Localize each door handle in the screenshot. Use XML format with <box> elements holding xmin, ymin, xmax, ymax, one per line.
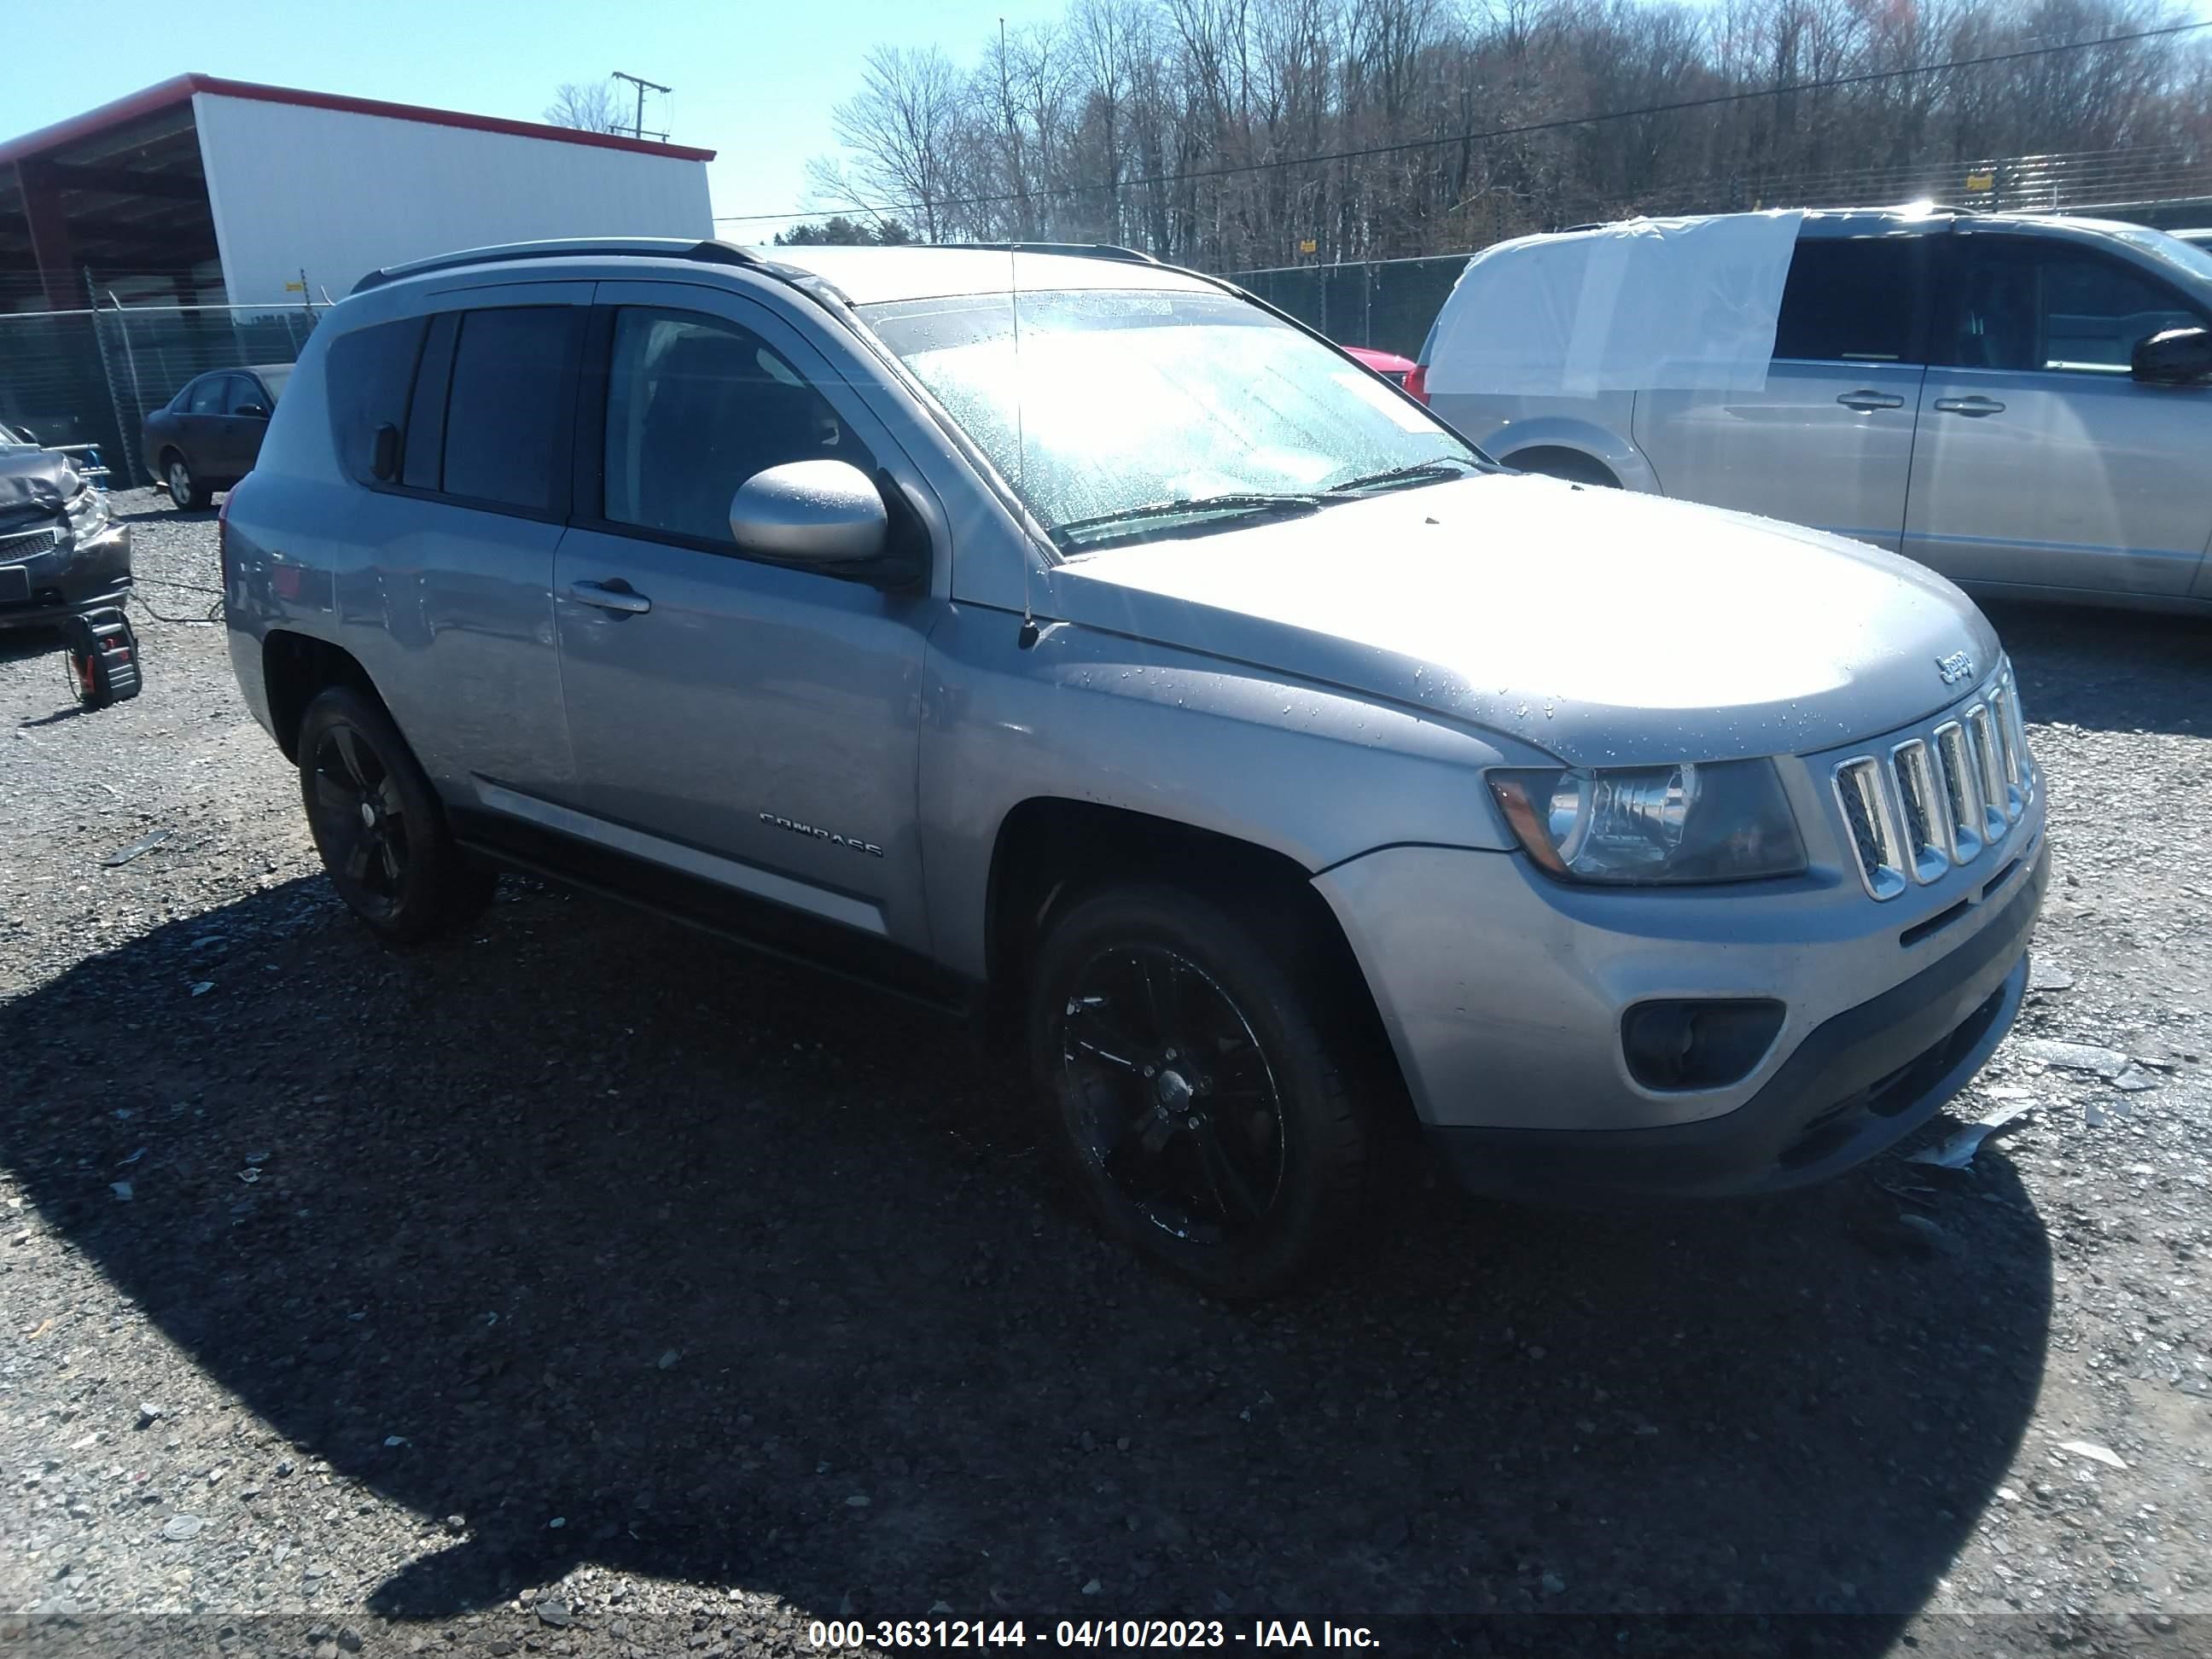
<box><xmin>1933</xmin><ymin>395</ymin><xmax>2006</xmax><ymax>416</ymax></box>
<box><xmin>565</xmin><ymin>579</ymin><xmax>651</xmax><ymax>615</ymax></box>
<box><xmin>1836</xmin><ymin>390</ymin><xmax>1905</xmax><ymax>411</ymax></box>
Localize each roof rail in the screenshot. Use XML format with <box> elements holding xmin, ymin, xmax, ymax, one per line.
<box><xmin>350</xmin><ymin>238</ymin><xmax>762</xmax><ymax>296</ymax></box>
<box><xmin>959</xmin><ymin>241</ymin><xmax>1161</xmax><ymax>265</ymax></box>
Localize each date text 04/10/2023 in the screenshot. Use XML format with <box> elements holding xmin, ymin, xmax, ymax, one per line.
<box><xmin>806</xmin><ymin>1619</ymin><xmax>1382</xmax><ymax>1650</ymax></box>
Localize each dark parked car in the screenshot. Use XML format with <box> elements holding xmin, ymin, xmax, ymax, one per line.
<box><xmin>141</xmin><ymin>364</ymin><xmax>291</xmax><ymax>509</ymax></box>
<box><xmin>0</xmin><ymin>422</ymin><xmax>132</xmax><ymax>632</ymax></box>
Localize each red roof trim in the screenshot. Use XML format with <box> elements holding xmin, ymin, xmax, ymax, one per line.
<box><xmin>0</xmin><ymin>73</ymin><xmax>716</xmax><ymax>172</ymax></box>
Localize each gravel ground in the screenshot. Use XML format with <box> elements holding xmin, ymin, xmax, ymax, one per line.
<box><xmin>3</xmin><ymin>491</ymin><xmax>2209</xmax><ymax>1658</ymax></box>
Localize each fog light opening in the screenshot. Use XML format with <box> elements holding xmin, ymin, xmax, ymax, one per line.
<box><xmin>1622</xmin><ymin>998</ymin><xmax>1784</xmax><ymax>1091</ymax></box>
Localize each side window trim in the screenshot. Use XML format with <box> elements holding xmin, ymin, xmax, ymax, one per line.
<box><xmin>572</xmin><ymin>305</ymin><xmax>617</xmax><ymax>527</ymax></box>
<box><xmin>1769</xmin><ymin>229</ymin><xmax>1929</xmax><ymax>364</ymax></box>
<box><xmin>400</xmin><ymin>312</ymin><xmax>457</xmax><ymax>492</ymax></box>
<box><xmin>574</xmin><ymin>278</ymin><xmax>948</xmax><ymax>595</ymax></box>
<box><xmin>434</xmin><ymin>307</ymin><xmax>587</xmax><ymax>520</ymax></box>
<box><xmin>1771</xmin><ymin>231</ymin><xmax>1931</xmax><ymax>368</ymax></box>
<box><xmin>364</xmin><ymin>282</ymin><xmax>594</xmax><ymax>522</ymax></box>
<box><xmin>573</xmin><ymin>299</ymin><xmax>890</xmax><ymax>568</ymax></box>
<box><xmin>1938</xmin><ymin>232</ymin><xmax>2210</xmax><ymax>375</ymax></box>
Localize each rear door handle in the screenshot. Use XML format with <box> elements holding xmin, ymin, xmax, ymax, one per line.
<box><xmin>1933</xmin><ymin>395</ymin><xmax>2006</xmax><ymax>416</ymax></box>
<box><xmin>565</xmin><ymin>579</ymin><xmax>651</xmax><ymax>615</ymax></box>
<box><xmin>1836</xmin><ymin>390</ymin><xmax>1905</xmax><ymax>411</ymax></box>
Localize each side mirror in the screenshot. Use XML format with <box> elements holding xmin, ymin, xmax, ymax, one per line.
<box><xmin>235</xmin><ymin>403</ymin><xmax>270</xmax><ymax>419</ymax></box>
<box><xmin>730</xmin><ymin>459</ymin><xmax>889</xmax><ymax>568</ymax></box>
<box><xmin>2132</xmin><ymin>326</ymin><xmax>2212</xmax><ymax>387</ymax></box>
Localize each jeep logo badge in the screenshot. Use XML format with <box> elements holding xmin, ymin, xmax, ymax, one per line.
<box><xmin>1936</xmin><ymin>650</ymin><xmax>1975</xmax><ymax>686</ymax></box>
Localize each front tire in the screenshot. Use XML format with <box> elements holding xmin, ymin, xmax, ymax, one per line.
<box><xmin>296</xmin><ymin>685</ymin><xmax>493</xmax><ymax>943</ymax></box>
<box><xmin>165</xmin><ymin>455</ymin><xmax>209</xmax><ymax>510</ymax></box>
<box><xmin>1028</xmin><ymin>884</ymin><xmax>1373</xmax><ymax>1298</ymax></box>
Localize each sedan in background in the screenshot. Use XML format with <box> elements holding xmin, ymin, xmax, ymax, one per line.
<box><xmin>141</xmin><ymin>364</ymin><xmax>292</xmax><ymax>509</ymax></box>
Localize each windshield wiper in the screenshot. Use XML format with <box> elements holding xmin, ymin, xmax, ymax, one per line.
<box><xmin>1325</xmin><ymin>457</ymin><xmax>1481</xmax><ymax>496</ymax></box>
<box><xmin>1053</xmin><ymin>492</ymin><xmax>1326</xmax><ymax>548</ymax></box>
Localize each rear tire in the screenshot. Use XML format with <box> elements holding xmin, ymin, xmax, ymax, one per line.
<box><xmin>1028</xmin><ymin>883</ymin><xmax>1372</xmax><ymax>1298</ymax></box>
<box><xmin>296</xmin><ymin>685</ymin><xmax>493</xmax><ymax>944</ymax></box>
<box><xmin>164</xmin><ymin>454</ymin><xmax>209</xmax><ymax>511</ymax></box>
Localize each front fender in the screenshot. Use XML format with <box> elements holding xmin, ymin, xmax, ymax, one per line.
<box><xmin>918</xmin><ymin>603</ymin><xmax>1542</xmax><ymax>981</ymax></box>
<box><xmin>1485</xmin><ymin>413</ymin><xmax>1662</xmax><ymax>493</ymax></box>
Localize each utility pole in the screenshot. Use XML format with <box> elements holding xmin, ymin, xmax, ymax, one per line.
<box><xmin>610</xmin><ymin>72</ymin><xmax>671</xmax><ymax>143</ymax></box>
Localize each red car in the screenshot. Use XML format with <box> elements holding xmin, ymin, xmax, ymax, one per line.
<box><xmin>1342</xmin><ymin>345</ymin><xmax>1425</xmax><ymax>401</ymax></box>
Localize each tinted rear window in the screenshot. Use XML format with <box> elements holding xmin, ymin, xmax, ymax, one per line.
<box><xmin>1773</xmin><ymin>237</ymin><xmax>1919</xmax><ymax>364</ymax></box>
<box><xmin>323</xmin><ymin>318</ymin><xmax>427</xmax><ymax>485</ymax></box>
<box><xmin>439</xmin><ymin>308</ymin><xmax>582</xmax><ymax>511</ymax></box>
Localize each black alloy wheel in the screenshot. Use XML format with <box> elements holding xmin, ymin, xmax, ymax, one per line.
<box><xmin>294</xmin><ymin>684</ymin><xmax>492</xmax><ymax>942</ymax></box>
<box><xmin>1031</xmin><ymin>884</ymin><xmax>1372</xmax><ymax>1297</ymax></box>
<box><xmin>307</xmin><ymin>722</ymin><xmax>410</xmax><ymax>919</ymax></box>
<box><xmin>1060</xmin><ymin>943</ymin><xmax>1289</xmax><ymax>1247</ymax></box>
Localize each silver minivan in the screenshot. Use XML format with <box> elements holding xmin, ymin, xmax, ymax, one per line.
<box><xmin>1417</xmin><ymin>208</ymin><xmax>2212</xmax><ymax>609</ymax></box>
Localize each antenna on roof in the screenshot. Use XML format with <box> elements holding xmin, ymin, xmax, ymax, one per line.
<box><xmin>1011</xmin><ymin>244</ymin><xmax>1039</xmax><ymax>649</ymax></box>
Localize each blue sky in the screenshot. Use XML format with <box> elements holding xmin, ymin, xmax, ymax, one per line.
<box><xmin>8</xmin><ymin>0</ymin><xmax>1072</xmax><ymax>242</ymax></box>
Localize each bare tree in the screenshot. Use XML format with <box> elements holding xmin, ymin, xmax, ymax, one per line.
<box><xmin>803</xmin><ymin>0</ymin><xmax>2212</xmax><ymax>271</ymax></box>
<box><xmin>831</xmin><ymin>46</ymin><xmax>963</xmax><ymax>242</ymax></box>
<box><xmin>544</xmin><ymin>79</ymin><xmax>626</xmax><ymax>135</ymax></box>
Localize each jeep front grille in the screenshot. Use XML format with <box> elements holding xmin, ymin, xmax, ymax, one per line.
<box><xmin>1831</xmin><ymin>664</ymin><xmax>2032</xmax><ymax>902</ymax></box>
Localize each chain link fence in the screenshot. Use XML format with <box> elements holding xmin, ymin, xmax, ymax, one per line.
<box><xmin>1223</xmin><ymin>254</ymin><xmax>1468</xmax><ymax>358</ymax></box>
<box><xmin>0</xmin><ymin>300</ymin><xmax>329</xmax><ymax>487</ymax></box>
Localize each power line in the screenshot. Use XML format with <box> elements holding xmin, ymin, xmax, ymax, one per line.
<box><xmin>714</xmin><ymin>17</ymin><xmax>2212</xmax><ymax>226</ymax></box>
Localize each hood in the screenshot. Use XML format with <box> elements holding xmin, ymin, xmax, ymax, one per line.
<box><xmin>1049</xmin><ymin>472</ymin><xmax>2001</xmax><ymax>767</ymax></box>
<box><xmin>0</xmin><ymin>448</ymin><xmax>79</xmax><ymax>523</ymax></box>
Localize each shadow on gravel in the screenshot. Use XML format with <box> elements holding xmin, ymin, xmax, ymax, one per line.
<box><xmin>0</xmin><ymin>627</ymin><xmax>64</xmax><ymax>666</ymax></box>
<box><xmin>1988</xmin><ymin>600</ymin><xmax>2211</xmax><ymax>739</ymax></box>
<box><xmin>5</xmin><ymin>878</ymin><xmax>2052</xmax><ymax>1644</ymax></box>
<box><xmin>109</xmin><ymin>497</ymin><xmax>215</xmax><ymax>525</ymax></box>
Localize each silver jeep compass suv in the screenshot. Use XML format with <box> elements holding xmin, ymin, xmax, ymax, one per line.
<box><xmin>220</xmin><ymin>239</ymin><xmax>2047</xmax><ymax>1295</ymax></box>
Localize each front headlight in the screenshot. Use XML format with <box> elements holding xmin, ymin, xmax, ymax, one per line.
<box><xmin>1489</xmin><ymin>759</ymin><xmax>1806</xmax><ymax>884</ymax></box>
<box><xmin>66</xmin><ymin>486</ymin><xmax>108</xmax><ymax>537</ymax></box>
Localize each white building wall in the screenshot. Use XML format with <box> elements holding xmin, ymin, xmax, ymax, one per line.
<box><xmin>191</xmin><ymin>92</ymin><xmax>714</xmax><ymax>305</ymax></box>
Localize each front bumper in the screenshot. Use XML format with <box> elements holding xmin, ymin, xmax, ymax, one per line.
<box><xmin>1315</xmin><ymin>760</ymin><xmax>2046</xmax><ymax>1197</ymax></box>
<box><xmin>0</xmin><ymin>521</ymin><xmax>132</xmax><ymax>631</ymax></box>
<box><xmin>1429</xmin><ymin>844</ymin><xmax>2044</xmax><ymax>1199</ymax></box>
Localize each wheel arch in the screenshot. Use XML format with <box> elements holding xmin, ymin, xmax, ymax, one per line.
<box><xmin>1487</xmin><ymin>414</ymin><xmax>1660</xmax><ymax>492</ymax></box>
<box><xmin>1499</xmin><ymin>444</ymin><xmax>1623</xmax><ymax>488</ymax></box>
<box><xmin>981</xmin><ymin>797</ymin><xmax>1409</xmax><ymax>1116</ymax></box>
<box><xmin>260</xmin><ymin>630</ymin><xmax>387</xmax><ymax>763</ymax></box>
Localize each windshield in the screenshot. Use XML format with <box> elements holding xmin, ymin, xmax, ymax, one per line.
<box><xmin>862</xmin><ymin>288</ymin><xmax>1481</xmax><ymax>552</ymax></box>
<box><xmin>256</xmin><ymin>364</ymin><xmax>294</xmax><ymax>403</ymax></box>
